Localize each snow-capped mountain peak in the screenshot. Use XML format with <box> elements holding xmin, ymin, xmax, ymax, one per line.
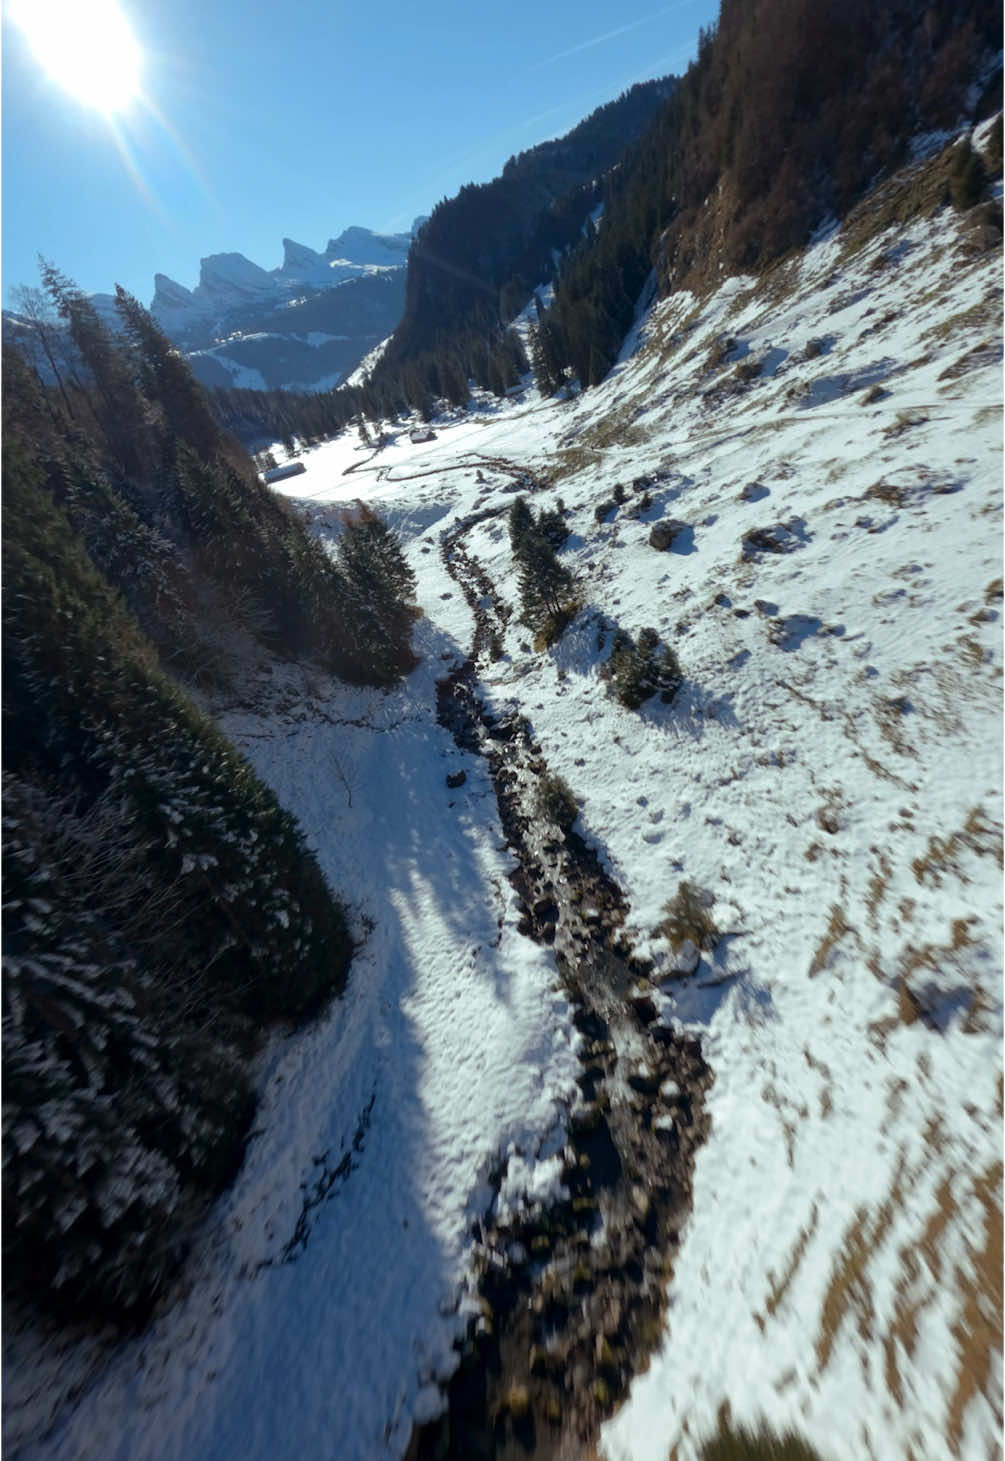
<box><xmin>194</xmin><ymin>252</ymin><xmax>278</xmax><ymax>309</ymax></box>
<box><xmin>323</xmin><ymin>225</ymin><xmax>411</xmax><ymax>267</ymax></box>
<box><xmin>146</xmin><ymin>225</ymin><xmax>415</xmax><ymax>351</ymax></box>
<box><xmin>280</xmin><ymin>237</ymin><xmax>328</xmax><ymax>281</ymax></box>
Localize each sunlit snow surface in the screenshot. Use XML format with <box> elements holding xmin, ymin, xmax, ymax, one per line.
<box><xmin>8</xmin><ymin>169</ymin><xmax>1002</xmax><ymax>1461</ymax></box>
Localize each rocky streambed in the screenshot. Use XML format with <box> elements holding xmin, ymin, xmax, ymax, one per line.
<box><xmin>407</xmin><ymin>502</ymin><xmax>713</xmax><ymax>1459</ymax></box>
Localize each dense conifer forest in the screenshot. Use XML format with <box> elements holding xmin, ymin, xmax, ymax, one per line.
<box><xmin>3</xmin><ymin>269</ymin><xmax>419</xmax><ymax>1320</ymax></box>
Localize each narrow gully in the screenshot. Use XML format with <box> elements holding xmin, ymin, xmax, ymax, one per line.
<box><xmin>407</xmin><ymin>492</ymin><xmax>713</xmax><ymax>1460</ymax></box>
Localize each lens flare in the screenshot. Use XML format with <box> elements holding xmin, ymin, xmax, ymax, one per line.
<box><xmin>12</xmin><ymin>0</ymin><xmax>143</xmax><ymax>115</ymax></box>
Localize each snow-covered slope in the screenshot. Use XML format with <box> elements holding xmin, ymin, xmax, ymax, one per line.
<box><xmin>8</xmin><ymin>141</ymin><xmax>1001</xmax><ymax>1461</ymax></box>
<box><xmin>267</xmin><ymin>158</ymin><xmax>1004</xmax><ymax>1461</ymax></box>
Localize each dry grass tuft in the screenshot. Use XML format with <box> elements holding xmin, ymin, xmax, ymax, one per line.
<box><xmin>893</xmin><ymin>918</ymin><xmax>984</xmax><ymax>1030</ymax></box>
<box><xmin>836</xmin><ymin>144</ymin><xmax>961</xmax><ymax>265</ymax></box>
<box><xmin>532</xmin><ymin>599</ymin><xmax>582</xmax><ymax>651</ymax></box>
<box><xmin>866</xmin><ymin>853</ymin><xmax>893</xmax><ymax>928</ymax></box>
<box><xmin>695</xmin><ymin>1418</ymin><xmax>825</xmax><ymax>1461</ymax></box>
<box><xmin>760</xmin><ymin>1203</ymin><xmax>820</xmax><ymax>1326</ymax></box>
<box><xmin>947</xmin><ymin>1162</ymin><xmax>1004</xmax><ymax>1451</ymax></box>
<box><xmin>808</xmin><ymin>905</ymin><xmax>857</xmax><ymax>977</ymax></box>
<box><xmin>883</xmin><ymin>1173</ymin><xmax>957</xmax><ymax>1405</ymax></box>
<box><xmin>660</xmin><ymin>881</ymin><xmax>720</xmax><ymax>952</ymax></box>
<box><xmin>911</xmin><ymin>805</ymin><xmax>1003</xmax><ymax>888</ymax></box>
<box><xmin>815</xmin><ymin>1156</ymin><xmax>905</xmax><ymax>1371</ymax></box>
<box><xmin>872</xmin><ymin>696</ymin><xmax>917</xmax><ymax>758</ymax></box>
<box><xmin>882</xmin><ymin>409</ymin><xmax>931</xmax><ymax>438</ymax></box>
<box><xmin>896</xmin><ymin>978</ymin><xmax>921</xmax><ymax>1026</ymax></box>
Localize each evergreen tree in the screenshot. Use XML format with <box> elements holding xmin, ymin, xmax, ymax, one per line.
<box><xmin>529</xmin><ymin>319</ymin><xmax>564</xmax><ymax>396</ymax></box>
<box><xmin>507</xmin><ymin>495</ymin><xmax>534</xmax><ymax>554</ymax></box>
<box><xmin>10</xmin><ymin>284</ymin><xmax>76</xmax><ymax>423</ymax></box>
<box><xmin>536</xmin><ymin>502</ymin><xmax>570</xmax><ymax>550</ymax></box>
<box><xmin>335</xmin><ymin>504</ymin><xmax>419</xmax><ymax>681</ymax></box>
<box><xmin>113</xmin><ymin>286</ymin><xmax>220</xmax><ymax>457</ymax></box>
<box><xmin>516</xmin><ymin>530</ymin><xmax>575</xmax><ymax>635</ymax></box>
<box><xmin>608</xmin><ymin>625</ymin><xmax>682</xmax><ymax>708</ymax></box>
<box><xmin>2</xmin><ymin>440</ymin><xmax>354</xmax><ymax>1318</ymax></box>
<box><xmin>39</xmin><ymin>259</ymin><xmax>149</xmax><ymax>475</ymax></box>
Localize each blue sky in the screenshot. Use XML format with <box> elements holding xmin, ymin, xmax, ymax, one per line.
<box><xmin>2</xmin><ymin>0</ymin><xmax>719</xmax><ymax>308</ymax></box>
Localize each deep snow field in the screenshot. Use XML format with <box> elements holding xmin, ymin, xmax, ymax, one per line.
<box><xmin>8</xmin><ymin>142</ymin><xmax>1002</xmax><ymax>1461</ymax></box>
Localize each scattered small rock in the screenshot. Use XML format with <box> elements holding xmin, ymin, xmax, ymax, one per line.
<box><xmin>630</xmin><ymin>1186</ymin><xmax>651</xmax><ymax>1223</ymax></box>
<box><xmin>649</xmin><ymin>519</ymin><xmax>690</xmax><ymax>551</ymax></box>
<box><xmin>741</xmin><ymin>519</ymin><xmax>810</xmax><ymax>560</ymax></box>
<box><xmin>740</xmin><ymin>481</ymin><xmax>771</xmax><ymax>502</ymax></box>
<box><xmin>627</xmin><ymin>1063</ymin><xmax>660</xmax><ymax>1094</ymax></box>
<box><xmin>446</xmin><ymin>770</ymin><xmax>467</xmax><ymax>789</ymax></box>
<box><xmin>629</xmin><ymin>984</ymin><xmax>658</xmax><ymax>1024</ymax></box>
<box><xmin>861</xmin><ymin>383</ymin><xmax>890</xmax><ymax>405</ymax></box>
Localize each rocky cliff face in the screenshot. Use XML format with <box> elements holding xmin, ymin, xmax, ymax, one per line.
<box><xmin>149</xmin><ymin>226</ymin><xmax>413</xmax><ymax>347</ymax></box>
<box><xmin>147</xmin><ymin>226</ymin><xmax>414</xmax><ymax>393</ymax></box>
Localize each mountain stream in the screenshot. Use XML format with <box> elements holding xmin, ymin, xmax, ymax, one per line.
<box><xmin>407</xmin><ymin>472</ymin><xmax>713</xmax><ymax>1460</ymax></box>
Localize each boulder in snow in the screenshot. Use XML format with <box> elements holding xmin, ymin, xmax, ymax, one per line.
<box><xmin>649</xmin><ymin>519</ymin><xmax>690</xmax><ymax>551</ymax></box>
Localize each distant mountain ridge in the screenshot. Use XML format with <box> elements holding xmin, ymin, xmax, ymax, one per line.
<box><xmin>5</xmin><ymin>224</ymin><xmax>419</xmax><ymax>397</ymax></box>
<box><xmin>142</xmin><ymin>224</ymin><xmax>415</xmax><ymax>344</ymax></box>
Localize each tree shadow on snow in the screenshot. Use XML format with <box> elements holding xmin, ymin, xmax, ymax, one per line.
<box><xmin>642</xmin><ymin>680</ymin><xmax>741</xmax><ymax>738</ymax></box>
<box><xmin>663</xmin><ymin>939</ymin><xmax>776</xmax><ymax>1030</ymax></box>
<box><xmin>171</xmin><ymin>615</ymin><xmax>555</xmax><ymax>1461</ymax></box>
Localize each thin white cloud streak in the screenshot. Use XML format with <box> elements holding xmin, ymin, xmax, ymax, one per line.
<box><xmin>529</xmin><ymin>0</ymin><xmax>702</xmax><ymax>70</ymax></box>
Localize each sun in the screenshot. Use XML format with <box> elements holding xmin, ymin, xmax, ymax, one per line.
<box><xmin>11</xmin><ymin>0</ymin><xmax>143</xmax><ymax>115</ymax></box>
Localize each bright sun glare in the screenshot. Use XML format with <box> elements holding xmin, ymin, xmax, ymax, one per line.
<box><xmin>13</xmin><ymin>0</ymin><xmax>142</xmax><ymax>115</ymax></box>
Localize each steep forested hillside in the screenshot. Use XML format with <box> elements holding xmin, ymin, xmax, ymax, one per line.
<box><xmin>381</xmin><ymin>80</ymin><xmax>675</xmax><ymax>365</ymax></box>
<box><xmin>533</xmin><ymin>0</ymin><xmax>1002</xmax><ymax>387</ymax></box>
<box><xmin>2</xmin><ymin>269</ymin><xmax>420</xmax><ymax>1322</ymax></box>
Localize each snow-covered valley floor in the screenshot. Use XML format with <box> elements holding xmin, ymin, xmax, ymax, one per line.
<box><xmin>8</xmin><ymin>149</ymin><xmax>1002</xmax><ymax>1461</ymax></box>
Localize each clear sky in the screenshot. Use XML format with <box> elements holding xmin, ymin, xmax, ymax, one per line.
<box><xmin>2</xmin><ymin>0</ymin><xmax>720</xmax><ymax>308</ymax></box>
